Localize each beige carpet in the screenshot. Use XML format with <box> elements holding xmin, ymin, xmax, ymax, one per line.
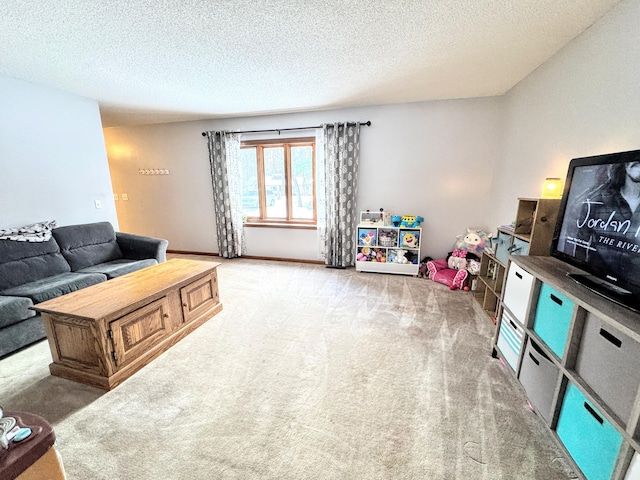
<box><xmin>0</xmin><ymin>257</ymin><xmax>577</xmax><ymax>479</ymax></box>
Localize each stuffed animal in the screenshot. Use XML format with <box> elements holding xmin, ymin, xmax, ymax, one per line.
<box><xmin>387</xmin><ymin>249</ymin><xmax>397</xmax><ymax>263</ymax></box>
<box><xmin>418</xmin><ymin>256</ymin><xmax>434</xmax><ymax>277</ymax></box>
<box><xmin>423</xmin><ymin>228</ymin><xmax>491</xmax><ymax>290</ymax></box>
<box><xmin>447</xmin><ymin>248</ymin><xmax>468</xmax><ymax>270</ymax></box>
<box><xmin>395</xmin><ymin>250</ymin><xmax>408</xmax><ymax>264</ymax></box>
<box><xmin>400</xmin><ymin>215</ymin><xmax>424</xmax><ymax>228</ymax></box>
<box><xmin>454</xmin><ymin>229</ymin><xmax>492</xmax><ymax>256</ymax></box>
<box><xmin>357</xmin><ymin>247</ymin><xmax>372</xmax><ymax>262</ymax></box>
<box><xmin>404</xmin><ymin>251</ymin><xmax>418</xmax><ymax>264</ymax></box>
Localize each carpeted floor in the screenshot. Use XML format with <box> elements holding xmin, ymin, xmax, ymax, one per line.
<box><xmin>0</xmin><ymin>256</ymin><xmax>577</xmax><ymax>479</ymax></box>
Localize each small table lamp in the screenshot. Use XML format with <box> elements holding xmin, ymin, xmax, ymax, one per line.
<box><xmin>542</xmin><ymin>177</ymin><xmax>563</xmax><ymax>199</ymax></box>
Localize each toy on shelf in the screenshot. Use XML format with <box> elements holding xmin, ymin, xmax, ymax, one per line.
<box><xmin>424</xmin><ymin>228</ymin><xmax>492</xmax><ymax>290</ymax></box>
<box><xmin>400</xmin><ymin>215</ymin><xmax>424</xmax><ymax>228</ymax></box>
<box><xmin>357</xmin><ymin>247</ymin><xmax>386</xmax><ymax>262</ymax></box>
<box><xmin>454</xmin><ymin>229</ymin><xmax>490</xmax><ymax>257</ymax></box>
<box><xmin>360</xmin><ymin>208</ymin><xmax>389</xmax><ymax>225</ymax></box>
<box><xmin>394</xmin><ymin>249</ymin><xmax>408</xmax><ymax>264</ymax></box>
<box><xmin>404</xmin><ymin>251</ymin><xmax>418</xmax><ymax>264</ymax></box>
<box><xmin>391</xmin><ymin>214</ymin><xmax>424</xmax><ymax>228</ymax></box>
<box><xmin>386</xmin><ymin>249</ymin><xmax>419</xmax><ymax>265</ymax></box>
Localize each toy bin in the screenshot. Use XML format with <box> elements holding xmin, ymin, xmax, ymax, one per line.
<box><xmin>532</xmin><ymin>283</ymin><xmax>574</xmax><ymax>359</ymax></box>
<box><xmin>357</xmin><ymin>228</ymin><xmax>377</xmax><ymax>246</ymax></box>
<box><xmin>518</xmin><ymin>337</ymin><xmax>560</xmax><ymax>423</ymax></box>
<box><xmin>556</xmin><ymin>382</ymin><xmax>623</xmax><ymax>480</ymax></box>
<box><xmin>574</xmin><ymin>312</ymin><xmax>640</xmax><ymax>426</ymax></box>
<box><xmin>495</xmin><ymin>231</ymin><xmax>512</xmax><ymax>265</ymax></box>
<box><xmin>377</xmin><ymin>228</ymin><xmax>398</xmax><ymax>247</ymax></box>
<box><xmin>399</xmin><ymin>229</ymin><xmax>420</xmax><ymax>249</ymax></box>
<box><xmin>496</xmin><ymin>309</ymin><xmax>524</xmax><ymax>371</ymax></box>
<box><xmin>502</xmin><ymin>262</ymin><xmax>535</xmax><ymax>326</ymax></box>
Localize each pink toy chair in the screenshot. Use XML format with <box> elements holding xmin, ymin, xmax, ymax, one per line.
<box><xmin>425</xmin><ymin>259</ymin><xmax>469</xmax><ymax>290</ymax></box>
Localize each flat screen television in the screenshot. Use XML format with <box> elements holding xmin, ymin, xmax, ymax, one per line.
<box><xmin>551</xmin><ymin>149</ymin><xmax>640</xmax><ymax>312</ymax></box>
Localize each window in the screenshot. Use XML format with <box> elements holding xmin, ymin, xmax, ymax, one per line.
<box><xmin>241</xmin><ymin>137</ymin><xmax>316</xmax><ymax>225</ymax></box>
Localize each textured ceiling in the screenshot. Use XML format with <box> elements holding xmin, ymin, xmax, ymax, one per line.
<box><xmin>0</xmin><ymin>0</ymin><xmax>622</xmax><ymax>127</ymax></box>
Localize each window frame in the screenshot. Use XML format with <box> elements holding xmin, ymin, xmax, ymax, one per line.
<box><xmin>241</xmin><ymin>137</ymin><xmax>317</xmax><ymax>227</ymax></box>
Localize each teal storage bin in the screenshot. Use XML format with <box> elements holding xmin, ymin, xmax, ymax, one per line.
<box><xmin>533</xmin><ymin>283</ymin><xmax>574</xmax><ymax>358</ymax></box>
<box><xmin>557</xmin><ymin>382</ymin><xmax>623</xmax><ymax>480</ymax></box>
<box><xmin>511</xmin><ymin>237</ymin><xmax>530</xmax><ymax>256</ymax></box>
<box><xmin>495</xmin><ymin>231</ymin><xmax>512</xmax><ymax>265</ymax></box>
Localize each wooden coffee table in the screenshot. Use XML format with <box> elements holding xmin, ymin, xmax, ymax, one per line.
<box><xmin>33</xmin><ymin>258</ymin><xmax>223</xmax><ymax>390</ymax></box>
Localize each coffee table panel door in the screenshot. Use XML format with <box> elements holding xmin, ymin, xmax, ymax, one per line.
<box><xmin>180</xmin><ymin>273</ymin><xmax>220</xmax><ymax>324</ymax></box>
<box><xmin>109</xmin><ymin>296</ymin><xmax>172</xmax><ymax>369</ymax></box>
<box><xmin>45</xmin><ymin>315</ymin><xmax>109</xmax><ymax>375</ymax></box>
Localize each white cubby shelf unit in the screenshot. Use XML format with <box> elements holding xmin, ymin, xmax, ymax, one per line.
<box><xmin>355</xmin><ymin>224</ymin><xmax>422</xmax><ymax>276</ymax></box>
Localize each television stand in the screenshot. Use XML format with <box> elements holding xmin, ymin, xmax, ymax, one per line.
<box><xmin>567</xmin><ymin>273</ymin><xmax>640</xmax><ymax>313</ymax></box>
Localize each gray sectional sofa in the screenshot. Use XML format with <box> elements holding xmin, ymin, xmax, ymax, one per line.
<box><xmin>0</xmin><ymin>222</ymin><xmax>168</xmax><ymax>358</ymax></box>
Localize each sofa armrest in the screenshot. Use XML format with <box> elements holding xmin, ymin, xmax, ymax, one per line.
<box><xmin>116</xmin><ymin>232</ymin><xmax>168</xmax><ymax>263</ymax></box>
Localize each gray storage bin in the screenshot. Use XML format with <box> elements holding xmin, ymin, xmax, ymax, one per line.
<box><xmin>519</xmin><ymin>337</ymin><xmax>560</xmax><ymax>423</ymax></box>
<box><xmin>575</xmin><ymin>312</ymin><xmax>640</xmax><ymax>425</ymax></box>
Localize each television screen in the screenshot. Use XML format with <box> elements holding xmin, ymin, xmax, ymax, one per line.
<box><xmin>551</xmin><ymin>149</ymin><xmax>640</xmax><ymax>311</ymax></box>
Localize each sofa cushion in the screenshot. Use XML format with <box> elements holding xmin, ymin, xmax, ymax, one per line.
<box><xmin>53</xmin><ymin>222</ymin><xmax>123</xmax><ymax>271</ymax></box>
<box><xmin>0</xmin><ymin>316</ymin><xmax>46</xmax><ymax>358</ymax></box>
<box><xmin>0</xmin><ymin>238</ymin><xmax>70</xmax><ymax>291</ymax></box>
<box><xmin>77</xmin><ymin>258</ymin><xmax>158</xmax><ymax>279</ymax></box>
<box><xmin>0</xmin><ymin>296</ymin><xmax>36</xmax><ymax>329</ymax></box>
<box><xmin>0</xmin><ymin>272</ymin><xmax>106</xmax><ymax>304</ymax></box>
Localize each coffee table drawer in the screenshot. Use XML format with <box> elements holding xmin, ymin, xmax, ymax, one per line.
<box><xmin>109</xmin><ymin>296</ymin><xmax>172</xmax><ymax>369</ymax></box>
<box><xmin>180</xmin><ymin>272</ymin><xmax>220</xmax><ymax>324</ymax></box>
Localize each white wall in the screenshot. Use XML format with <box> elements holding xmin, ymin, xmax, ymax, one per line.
<box><xmin>104</xmin><ymin>98</ymin><xmax>503</xmax><ymax>260</ymax></box>
<box><xmin>0</xmin><ymin>75</ymin><xmax>117</xmax><ymax>229</ymax></box>
<box><xmin>492</xmin><ymin>0</ymin><xmax>640</xmax><ymax>228</ymax></box>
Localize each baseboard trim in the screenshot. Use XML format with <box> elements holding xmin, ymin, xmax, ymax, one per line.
<box><xmin>167</xmin><ymin>250</ymin><xmax>324</xmax><ymax>265</ymax></box>
<box><xmin>242</xmin><ymin>255</ymin><xmax>325</xmax><ymax>265</ymax></box>
<box><xmin>167</xmin><ymin>250</ymin><xmax>218</xmax><ymax>257</ymax></box>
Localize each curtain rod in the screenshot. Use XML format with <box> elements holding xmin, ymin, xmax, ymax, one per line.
<box><xmin>201</xmin><ymin>121</ymin><xmax>371</xmax><ymax>137</ymax></box>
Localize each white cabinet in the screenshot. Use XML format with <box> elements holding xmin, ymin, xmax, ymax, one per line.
<box><xmin>355</xmin><ymin>224</ymin><xmax>421</xmax><ymax>276</ymax></box>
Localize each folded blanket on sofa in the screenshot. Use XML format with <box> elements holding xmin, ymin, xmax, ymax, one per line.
<box><xmin>0</xmin><ymin>220</ymin><xmax>57</xmax><ymax>242</ymax></box>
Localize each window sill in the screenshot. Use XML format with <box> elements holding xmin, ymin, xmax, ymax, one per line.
<box><xmin>243</xmin><ymin>222</ymin><xmax>317</xmax><ymax>230</ymax></box>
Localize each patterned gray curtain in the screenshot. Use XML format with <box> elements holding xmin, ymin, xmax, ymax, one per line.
<box><xmin>206</xmin><ymin>131</ymin><xmax>244</xmax><ymax>258</ymax></box>
<box><xmin>323</xmin><ymin>122</ymin><xmax>361</xmax><ymax>268</ymax></box>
